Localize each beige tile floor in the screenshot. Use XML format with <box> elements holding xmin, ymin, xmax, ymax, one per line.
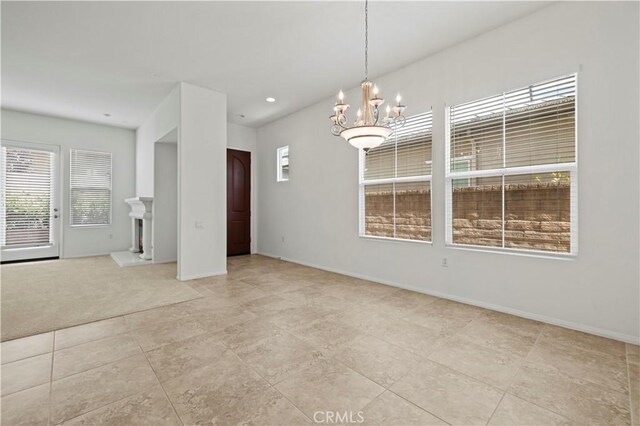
<box><xmin>1</xmin><ymin>254</ymin><xmax>638</xmax><ymax>425</ymax></box>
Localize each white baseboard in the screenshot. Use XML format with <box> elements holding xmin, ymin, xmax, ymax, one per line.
<box><xmin>153</xmin><ymin>258</ymin><xmax>177</xmax><ymax>264</ymax></box>
<box><xmin>63</xmin><ymin>251</ymin><xmax>114</xmax><ymax>259</ymax></box>
<box><xmin>177</xmin><ymin>270</ymin><xmax>227</xmax><ymax>281</ymax></box>
<box><xmin>257</xmin><ymin>251</ymin><xmax>639</xmax><ymax>345</ymax></box>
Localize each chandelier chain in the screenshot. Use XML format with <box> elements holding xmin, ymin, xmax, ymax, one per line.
<box><xmin>364</xmin><ymin>0</ymin><xmax>368</xmax><ymax>81</ymax></box>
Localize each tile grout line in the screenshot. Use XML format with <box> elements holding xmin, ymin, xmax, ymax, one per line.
<box><xmin>390</xmin><ymin>352</ymin><xmax>505</xmax><ymax>425</ymax></box>
<box><xmin>385</xmin><ymin>385</ymin><xmax>452</xmax><ymax>425</ymax></box>
<box><xmin>539</xmin><ymin>323</ymin><xmax>629</xmax><ymax>359</ymax></box>
<box><xmin>241</xmin><ymin>356</ymin><xmax>315</xmax><ymax>423</ymax></box>
<box><xmin>47</xmin><ymin>316</ymin><xmax>129</xmax><ymax>352</ymax></box>
<box><xmin>224</xmin><ymin>318</ymin><xmax>385</xmax><ymax>425</ymax></box>
<box><xmin>54</xmin><ymin>392</ymin><xmax>144</xmax><ymax>425</ymax></box>
<box><xmin>626</xmin><ymin>345</ymin><xmax>635</xmax><ymax>425</ymax></box>
<box><xmin>523</xmin><ymin>327</ymin><xmax>631</xmax><ymax>398</ymax></box>
<box><xmin>416</xmin><ymin>356</ymin><xmax>507</xmax><ymax>392</ymax></box>
<box><xmin>501</xmin><ymin>325</ymin><xmax>581</xmax><ymax>423</ymax></box>
<box><xmin>135</xmin><ymin>335</ymin><xmax>184</xmax><ymax>426</ymax></box>
<box><xmin>428</xmin><ymin>317</ymin><xmax>628</xmax><ymax>423</ymax></box>
<box><xmin>485</xmin><ymin>391</ymin><xmax>507</xmax><ymax>425</ymax></box>
<box><xmin>265</xmin><ymin>380</ymin><xmax>315</xmax><ymax>423</ymax></box>
<box><xmin>45</xmin><ymin>352</ymin><xmax>142</xmax><ymax>391</ymax></box>
<box><xmin>505</xmin><ymin>321</ymin><xmax>544</xmax><ymax>392</ymax></box>
<box><xmin>47</xmin><ymin>331</ymin><xmax>56</xmax><ymax>426</ymax></box>
<box><xmin>1</xmin><ymin>346</ymin><xmax>55</xmax><ymax>366</ymax></box>
<box><xmin>224</xmin><ymin>346</ymin><xmax>315</xmax><ymax>424</ymax></box>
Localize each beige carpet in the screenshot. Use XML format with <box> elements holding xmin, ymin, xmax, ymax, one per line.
<box><xmin>0</xmin><ymin>256</ymin><xmax>203</xmax><ymax>341</ymax></box>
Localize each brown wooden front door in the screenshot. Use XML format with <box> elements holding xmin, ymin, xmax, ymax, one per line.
<box><xmin>227</xmin><ymin>149</ymin><xmax>251</xmax><ymax>256</ymax></box>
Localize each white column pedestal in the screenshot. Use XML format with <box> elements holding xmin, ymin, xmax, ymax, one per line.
<box><xmin>140</xmin><ymin>215</ymin><xmax>152</xmax><ymax>260</ymax></box>
<box><xmin>129</xmin><ymin>218</ymin><xmax>137</xmax><ymax>252</ymax></box>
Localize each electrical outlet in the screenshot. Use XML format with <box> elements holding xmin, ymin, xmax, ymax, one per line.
<box><xmin>195</xmin><ymin>221</ymin><xmax>204</xmax><ymax>229</ymax></box>
<box><xmin>281</xmin><ymin>236</ymin><xmax>285</xmax><ymax>243</ymax></box>
<box><xmin>442</xmin><ymin>257</ymin><xmax>448</xmax><ymax>268</ymax></box>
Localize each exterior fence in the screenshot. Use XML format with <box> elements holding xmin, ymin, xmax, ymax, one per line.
<box><xmin>365</xmin><ymin>182</ymin><xmax>570</xmax><ymax>252</ymax></box>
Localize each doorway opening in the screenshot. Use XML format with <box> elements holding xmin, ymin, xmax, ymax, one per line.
<box><xmin>153</xmin><ymin>129</ymin><xmax>178</xmax><ymax>265</ymax></box>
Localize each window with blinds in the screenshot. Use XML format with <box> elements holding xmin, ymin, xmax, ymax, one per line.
<box><xmin>0</xmin><ymin>147</ymin><xmax>54</xmax><ymax>247</ymax></box>
<box><xmin>70</xmin><ymin>149</ymin><xmax>112</xmax><ymax>226</ymax></box>
<box><xmin>360</xmin><ymin>111</ymin><xmax>432</xmax><ymax>242</ymax></box>
<box><xmin>446</xmin><ymin>74</ymin><xmax>577</xmax><ymax>254</ymax></box>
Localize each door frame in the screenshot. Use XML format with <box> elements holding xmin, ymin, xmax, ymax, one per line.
<box><xmin>1</xmin><ymin>139</ymin><xmax>62</xmax><ymax>262</ymax></box>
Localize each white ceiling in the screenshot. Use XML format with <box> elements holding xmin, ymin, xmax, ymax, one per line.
<box><xmin>1</xmin><ymin>1</ymin><xmax>550</xmax><ymax>129</ymax></box>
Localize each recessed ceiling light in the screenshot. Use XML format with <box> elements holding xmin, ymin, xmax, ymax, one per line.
<box><xmin>103</xmin><ymin>113</ymin><xmax>111</xmax><ymax>117</ymax></box>
<box><xmin>266</xmin><ymin>97</ymin><xmax>276</xmax><ymax>103</ymax></box>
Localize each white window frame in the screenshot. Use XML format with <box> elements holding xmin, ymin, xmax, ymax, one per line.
<box><xmin>359</xmin><ymin>111</ymin><xmax>433</xmax><ymax>244</ymax></box>
<box><xmin>276</xmin><ymin>146</ymin><xmax>289</xmax><ymax>182</ymax></box>
<box><xmin>445</xmin><ymin>74</ymin><xmax>578</xmax><ymax>257</ymax></box>
<box><xmin>69</xmin><ymin>148</ymin><xmax>112</xmax><ymax>227</ymax></box>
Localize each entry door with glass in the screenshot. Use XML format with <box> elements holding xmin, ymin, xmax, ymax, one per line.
<box><xmin>1</xmin><ymin>141</ymin><xmax>60</xmax><ymax>262</ymax></box>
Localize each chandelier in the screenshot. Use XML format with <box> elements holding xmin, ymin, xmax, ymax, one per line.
<box><xmin>329</xmin><ymin>0</ymin><xmax>406</xmax><ymax>152</ymax></box>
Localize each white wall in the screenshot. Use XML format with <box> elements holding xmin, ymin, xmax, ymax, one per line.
<box><xmin>1</xmin><ymin>109</ymin><xmax>135</xmax><ymax>257</ymax></box>
<box><xmin>153</xmin><ymin>142</ymin><xmax>177</xmax><ymax>263</ymax></box>
<box><xmin>256</xmin><ymin>2</ymin><xmax>640</xmax><ymax>343</ymax></box>
<box><xmin>135</xmin><ymin>83</ymin><xmax>227</xmax><ymax>280</ymax></box>
<box><xmin>178</xmin><ymin>83</ymin><xmax>227</xmax><ymax>279</ymax></box>
<box><xmin>135</xmin><ymin>86</ymin><xmax>180</xmax><ymax>197</ymax></box>
<box><xmin>228</xmin><ymin>123</ymin><xmax>258</xmax><ymax>253</ymax></box>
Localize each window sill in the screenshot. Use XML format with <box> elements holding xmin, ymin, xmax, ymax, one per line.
<box><xmin>446</xmin><ymin>243</ymin><xmax>577</xmax><ymax>260</ymax></box>
<box><xmin>70</xmin><ymin>224</ymin><xmax>112</xmax><ymax>229</ymax></box>
<box><xmin>359</xmin><ymin>235</ymin><xmax>432</xmax><ymax>246</ymax></box>
<box><xmin>2</xmin><ymin>244</ymin><xmax>53</xmax><ymax>251</ymax></box>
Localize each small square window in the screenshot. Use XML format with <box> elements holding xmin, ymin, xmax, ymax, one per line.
<box><xmin>277</xmin><ymin>146</ymin><xmax>289</xmax><ymax>182</ymax></box>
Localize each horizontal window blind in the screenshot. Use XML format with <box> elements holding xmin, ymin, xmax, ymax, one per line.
<box><xmin>450</xmin><ymin>75</ymin><xmax>576</xmax><ymax>172</ymax></box>
<box><xmin>365</xmin><ymin>112</ymin><xmax>433</xmax><ymax>180</ymax></box>
<box><xmin>447</xmin><ymin>75</ymin><xmax>577</xmax><ymax>254</ymax></box>
<box><xmin>0</xmin><ymin>147</ymin><xmax>53</xmax><ymax>247</ymax></box>
<box><xmin>450</xmin><ymin>96</ymin><xmax>504</xmax><ymax>171</ymax></box>
<box><xmin>361</xmin><ymin>111</ymin><xmax>433</xmax><ymax>242</ymax></box>
<box><xmin>70</xmin><ymin>149</ymin><xmax>112</xmax><ymax>226</ymax></box>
